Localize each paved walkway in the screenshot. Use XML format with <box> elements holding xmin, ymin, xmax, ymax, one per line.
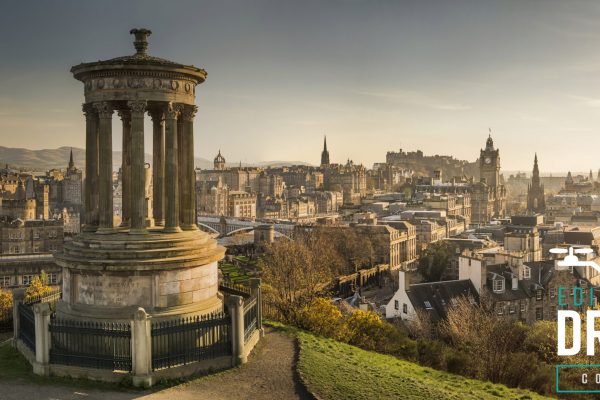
<box><xmin>0</xmin><ymin>327</ymin><xmax>313</xmax><ymax>400</ymax></box>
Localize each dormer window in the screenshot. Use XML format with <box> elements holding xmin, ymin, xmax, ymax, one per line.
<box><xmin>493</xmin><ymin>278</ymin><xmax>505</xmax><ymax>293</ymax></box>
<box><xmin>523</xmin><ymin>266</ymin><xmax>531</xmax><ymax>279</ymax></box>
<box><xmin>424</xmin><ymin>301</ymin><xmax>433</xmax><ymax>310</ymax></box>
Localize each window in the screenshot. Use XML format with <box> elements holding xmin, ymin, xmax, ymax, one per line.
<box><xmin>33</xmin><ymin>245</ymin><xmax>39</xmax><ymax>253</ymax></box>
<box><xmin>523</xmin><ymin>266</ymin><xmax>531</xmax><ymax>279</ymax></box>
<box><xmin>22</xmin><ymin>275</ymin><xmax>33</xmax><ymax>285</ymax></box>
<box><xmin>496</xmin><ymin>302</ymin><xmax>504</xmax><ymax>315</ymax></box>
<box><xmin>403</xmin><ymin>304</ymin><xmax>408</xmax><ymax>314</ymax></box>
<box><xmin>48</xmin><ymin>273</ymin><xmax>57</xmax><ymax>285</ymax></box>
<box><xmin>493</xmin><ymin>279</ymin><xmax>504</xmax><ymax>293</ymax></box>
<box><xmin>33</xmin><ymin>231</ymin><xmax>39</xmax><ymax>239</ymax></box>
<box><xmin>0</xmin><ymin>276</ymin><xmax>10</xmax><ymax>287</ymax></box>
<box><xmin>424</xmin><ymin>301</ymin><xmax>433</xmax><ymax>310</ymax></box>
<box><xmin>509</xmin><ymin>305</ymin><xmax>516</xmax><ymax>314</ymax></box>
<box><xmin>550</xmin><ymin>287</ymin><xmax>556</xmax><ymax>299</ymax></box>
<box><xmin>535</xmin><ymin>307</ymin><xmax>543</xmax><ymax>320</ymax></box>
<box><xmin>394</xmin><ymin>300</ymin><xmax>399</xmax><ymax>310</ymax></box>
<box><xmin>520</xmin><ymin>301</ymin><xmax>526</xmax><ymax>312</ymax></box>
<box><xmin>536</xmin><ymin>290</ymin><xmax>543</xmax><ymax>301</ymax></box>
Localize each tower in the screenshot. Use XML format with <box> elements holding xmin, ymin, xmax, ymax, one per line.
<box><xmin>527</xmin><ymin>153</ymin><xmax>545</xmax><ymax>213</ymax></box>
<box><xmin>214</xmin><ymin>150</ymin><xmax>226</xmax><ymax>170</ymax></box>
<box><xmin>320</xmin><ymin>135</ymin><xmax>330</xmax><ymax>167</ymax></box>
<box><xmin>68</xmin><ymin>148</ymin><xmax>75</xmax><ymax>171</ymax></box>
<box><xmin>479</xmin><ymin>133</ymin><xmax>500</xmax><ymax>188</ymax></box>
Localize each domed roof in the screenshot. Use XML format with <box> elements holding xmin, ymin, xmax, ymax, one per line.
<box><xmin>214</xmin><ymin>150</ymin><xmax>226</xmax><ymax>163</ymax></box>
<box><xmin>71</xmin><ymin>28</ymin><xmax>206</xmax><ymax>82</ymax></box>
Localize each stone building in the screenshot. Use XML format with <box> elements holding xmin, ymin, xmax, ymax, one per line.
<box><xmin>459</xmin><ymin>254</ymin><xmax>596</xmax><ymax>324</ymax></box>
<box><xmin>0</xmin><ymin>217</ymin><xmax>63</xmax><ymax>255</ymax></box>
<box><xmin>0</xmin><ymin>253</ymin><xmax>62</xmax><ymax>289</ymax></box>
<box><xmin>228</xmin><ymin>191</ymin><xmax>257</xmax><ymax>218</ymax></box>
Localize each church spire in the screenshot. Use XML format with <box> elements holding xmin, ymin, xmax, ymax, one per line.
<box><xmin>320</xmin><ymin>135</ymin><xmax>330</xmax><ymax>166</ymax></box>
<box><xmin>68</xmin><ymin>148</ymin><xmax>75</xmax><ymax>169</ymax></box>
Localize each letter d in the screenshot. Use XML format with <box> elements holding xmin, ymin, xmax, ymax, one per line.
<box><xmin>558</xmin><ymin>310</ymin><xmax>581</xmax><ymax>356</ymax></box>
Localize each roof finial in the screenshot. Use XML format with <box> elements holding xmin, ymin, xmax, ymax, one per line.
<box><xmin>130</xmin><ymin>28</ymin><xmax>152</xmax><ymax>56</ymax></box>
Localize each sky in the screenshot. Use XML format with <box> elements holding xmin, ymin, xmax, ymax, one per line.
<box><xmin>1</xmin><ymin>0</ymin><xmax>600</xmax><ymax>172</ymax></box>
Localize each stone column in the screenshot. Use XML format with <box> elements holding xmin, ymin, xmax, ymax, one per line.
<box><xmin>132</xmin><ymin>308</ymin><xmax>153</xmax><ymax>388</ymax></box>
<box><xmin>118</xmin><ymin>109</ymin><xmax>132</xmax><ymax>228</ymax></box>
<box><xmin>94</xmin><ymin>101</ymin><xmax>114</xmax><ymax>233</ymax></box>
<box><xmin>11</xmin><ymin>288</ymin><xmax>25</xmax><ymax>343</ymax></box>
<box><xmin>177</xmin><ymin>116</ymin><xmax>185</xmax><ymax>225</ymax></box>
<box><xmin>150</xmin><ymin>110</ymin><xmax>165</xmax><ymax>226</ymax></box>
<box><xmin>128</xmin><ymin>100</ymin><xmax>148</xmax><ymax>234</ymax></box>
<box><xmin>227</xmin><ymin>295</ymin><xmax>246</xmax><ymax>365</ymax></box>
<box><xmin>181</xmin><ymin>106</ymin><xmax>198</xmax><ymax>230</ymax></box>
<box><xmin>32</xmin><ymin>302</ymin><xmax>51</xmax><ymax>376</ymax></box>
<box><xmin>249</xmin><ymin>278</ymin><xmax>263</xmax><ymax>336</ymax></box>
<box><xmin>164</xmin><ymin>103</ymin><xmax>183</xmax><ymax>233</ymax></box>
<box><xmin>83</xmin><ymin>104</ymin><xmax>99</xmax><ymax>231</ymax></box>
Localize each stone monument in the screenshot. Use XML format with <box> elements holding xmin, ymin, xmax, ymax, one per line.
<box><xmin>55</xmin><ymin>29</ymin><xmax>225</xmax><ymax>321</ymax></box>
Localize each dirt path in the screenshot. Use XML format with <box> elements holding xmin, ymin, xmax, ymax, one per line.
<box><xmin>0</xmin><ymin>327</ymin><xmax>314</xmax><ymax>400</ymax></box>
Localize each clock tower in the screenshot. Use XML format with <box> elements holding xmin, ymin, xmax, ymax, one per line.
<box><xmin>479</xmin><ymin>133</ymin><xmax>500</xmax><ymax>188</ymax></box>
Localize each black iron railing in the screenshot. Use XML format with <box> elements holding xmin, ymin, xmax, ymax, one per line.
<box><xmin>49</xmin><ymin>319</ymin><xmax>132</xmax><ymax>371</ymax></box>
<box><xmin>0</xmin><ymin>308</ymin><xmax>12</xmax><ymax>333</ymax></box>
<box><xmin>244</xmin><ymin>296</ymin><xmax>258</xmax><ymax>343</ymax></box>
<box><xmin>219</xmin><ymin>281</ymin><xmax>251</xmax><ymax>298</ymax></box>
<box><xmin>18</xmin><ymin>302</ymin><xmax>35</xmax><ymax>352</ymax></box>
<box><xmin>24</xmin><ymin>288</ymin><xmax>61</xmax><ymax>308</ymax></box>
<box><xmin>151</xmin><ymin>311</ymin><xmax>232</xmax><ymax>370</ymax></box>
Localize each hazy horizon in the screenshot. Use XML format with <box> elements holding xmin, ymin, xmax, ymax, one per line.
<box><xmin>2</xmin><ymin>1</ymin><xmax>600</xmax><ymax>171</ymax></box>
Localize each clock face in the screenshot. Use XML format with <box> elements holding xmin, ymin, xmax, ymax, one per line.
<box><xmin>485</xmin><ymin>157</ymin><xmax>492</xmax><ymax>164</ymax></box>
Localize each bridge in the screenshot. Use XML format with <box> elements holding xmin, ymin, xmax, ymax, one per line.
<box><xmin>197</xmin><ymin>216</ymin><xmax>296</xmax><ymax>238</ymax></box>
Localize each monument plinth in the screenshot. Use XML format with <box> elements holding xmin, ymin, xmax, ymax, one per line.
<box><xmin>55</xmin><ymin>28</ymin><xmax>225</xmax><ymax>321</ymax></box>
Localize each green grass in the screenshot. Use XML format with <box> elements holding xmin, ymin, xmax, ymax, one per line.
<box><xmin>219</xmin><ymin>263</ymin><xmax>250</xmax><ymax>283</ymax></box>
<box><xmin>294</xmin><ymin>329</ymin><xmax>552</xmax><ymax>400</ymax></box>
<box><xmin>0</xmin><ymin>341</ymin><xmax>135</xmax><ymax>391</ymax></box>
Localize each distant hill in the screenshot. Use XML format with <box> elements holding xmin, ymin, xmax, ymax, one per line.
<box><xmin>0</xmin><ymin>146</ymin><xmax>313</xmax><ymax>172</ymax></box>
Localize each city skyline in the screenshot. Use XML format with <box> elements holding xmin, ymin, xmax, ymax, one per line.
<box><xmin>2</xmin><ymin>1</ymin><xmax>600</xmax><ymax>170</ymax></box>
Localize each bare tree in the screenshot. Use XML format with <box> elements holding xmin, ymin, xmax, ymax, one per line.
<box><xmin>259</xmin><ymin>233</ymin><xmax>342</xmax><ymax>324</ymax></box>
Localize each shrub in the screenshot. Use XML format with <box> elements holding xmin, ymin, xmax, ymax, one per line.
<box><xmin>0</xmin><ymin>289</ymin><xmax>12</xmax><ymax>313</ymax></box>
<box><xmin>298</xmin><ymin>298</ymin><xmax>347</xmax><ymax>341</ymax></box>
<box><xmin>25</xmin><ymin>271</ymin><xmax>53</xmax><ymax>301</ymax></box>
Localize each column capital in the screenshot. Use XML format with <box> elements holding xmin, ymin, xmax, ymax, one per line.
<box><xmin>93</xmin><ymin>101</ymin><xmax>113</xmax><ymax>119</ymax></box>
<box><xmin>165</xmin><ymin>102</ymin><xmax>184</xmax><ymax>120</ymax></box>
<box><xmin>127</xmin><ymin>100</ymin><xmax>148</xmax><ymax>115</ymax></box>
<box><xmin>148</xmin><ymin>108</ymin><xmax>165</xmax><ymax>123</ymax></box>
<box><xmin>181</xmin><ymin>105</ymin><xmax>198</xmax><ymax>121</ymax></box>
<box><xmin>82</xmin><ymin>103</ymin><xmax>96</xmax><ymax>118</ymax></box>
<box><xmin>117</xmin><ymin>109</ymin><xmax>131</xmax><ymax>122</ymax></box>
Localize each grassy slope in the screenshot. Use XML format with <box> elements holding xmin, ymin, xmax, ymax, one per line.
<box><xmin>296</xmin><ymin>330</ymin><xmax>552</xmax><ymax>400</ymax></box>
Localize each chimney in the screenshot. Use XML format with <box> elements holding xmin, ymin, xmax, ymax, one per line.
<box><xmin>398</xmin><ymin>270</ymin><xmax>410</xmax><ymax>292</ymax></box>
<box><xmin>512</xmin><ymin>275</ymin><xmax>518</xmax><ymax>290</ymax></box>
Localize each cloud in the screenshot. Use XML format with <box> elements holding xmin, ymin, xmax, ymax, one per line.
<box><xmin>569</xmin><ymin>94</ymin><xmax>600</xmax><ymax>108</ymax></box>
<box><xmin>354</xmin><ymin>89</ymin><xmax>471</xmax><ymax>111</ymax></box>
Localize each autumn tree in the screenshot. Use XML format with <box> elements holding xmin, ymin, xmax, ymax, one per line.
<box><xmin>258</xmin><ymin>233</ymin><xmax>343</xmax><ymax>324</ymax></box>
<box><xmin>25</xmin><ymin>271</ymin><xmax>53</xmax><ymax>301</ymax></box>
<box><xmin>440</xmin><ymin>295</ymin><xmax>527</xmax><ymax>383</ymax></box>
<box><xmin>0</xmin><ymin>289</ymin><xmax>12</xmax><ymax>313</ymax></box>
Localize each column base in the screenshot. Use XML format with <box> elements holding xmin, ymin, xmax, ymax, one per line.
<box><xmin>154</xmin><ymin>219</ymin><xmax>165</xmax><ymax>227</ymax></box>
<box><xmin>95</xmin><ymin>227</ymin><xmax>116</xmax><ymax>235</ymax></box>
<box><xmin>181</xmin><ymin>224</ymin><xmax>199</xmax><ymax>231</ymax></box>
<box><xmin>163</xmin><ymin>226</ymin><xmax>182</xmax><ymax>233</ymax></box>
<box><xmin>129</xmin><ymin>228</ymin><xmax>149</xmax><ymax>235</ymax></box>
<box><xmin>83</xmin><ymin>224</ymin><xmax>98</xmax><ymax>233</ymax></box>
